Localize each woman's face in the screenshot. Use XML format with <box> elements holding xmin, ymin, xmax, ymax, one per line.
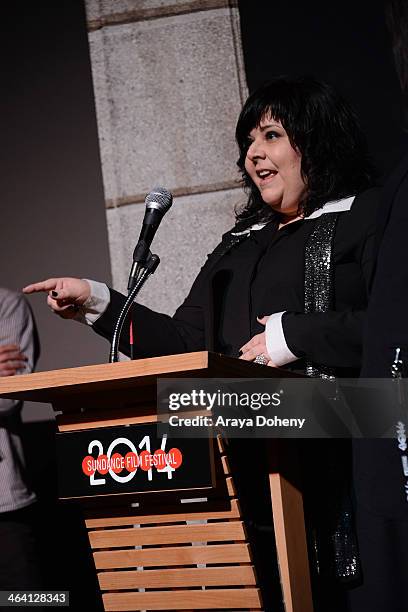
<box><xmin>244</xmin><ymin>115</ymin><xmax>307</xmax><ymax>218</ymax></box>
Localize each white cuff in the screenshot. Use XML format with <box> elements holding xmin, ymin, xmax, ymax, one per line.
<box><xmin>73</xmin><ymin>280</ymin><xmax>110</xmax><ymax>326</ymax></box>
<box><xmin>265</xmin><ymin>312</ymin><xmax>298</xmax><ymax>366</ymax></box>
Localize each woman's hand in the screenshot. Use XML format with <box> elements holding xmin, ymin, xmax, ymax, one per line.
<box><xmin>239</xmin><ymin>316</ymin><xmax>277</xmax><ymax>367</ymax></box>
<box><xmin>0</xmin><ymin>344</ymin><xmax>27</xmax><ymax>376</ymax></box>
<box><xmin>23</xmin><ymin>278</ymin><xmax>91</xmax><ymax>319</ymax></box>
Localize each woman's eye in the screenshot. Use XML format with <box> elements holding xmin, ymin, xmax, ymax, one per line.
<box><xmin>265</xmin><ymin>131</ymin><xmax>279</xmax><ymax>140</ymax></box>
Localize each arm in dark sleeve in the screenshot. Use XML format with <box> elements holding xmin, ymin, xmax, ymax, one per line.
<box><xmin>92</xmin><ymin>239</ymin><xmax>229</xmax><ymax>357</ymax></box>
<box><xmin>282</xmin><ymin>190</ymin><xmax>379</xmax><ymax>369</ymax></box>
<box><xmin>92</xmin><ymin>287</ymin><xmax>206</xmax><ymax>358</ymax></box>
<box><xmin>283</xmin><ymin>310</ymin><xmax>365</xmax><ymax>368</ymax></box>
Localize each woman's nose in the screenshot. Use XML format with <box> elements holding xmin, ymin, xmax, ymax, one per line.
<box><xmin>247</xmin><ymin>139</ymin><xmax>266</xmax><ymax>160</ymax></box>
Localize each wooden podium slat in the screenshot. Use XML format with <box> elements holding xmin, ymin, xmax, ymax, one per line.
<box><xmin>94</xmin><ymin>543</ymin><xmax>252</xmax><ymax>569</ymax></box>
<box><xmin>85</xmin><ymin>498</ymin><xmax>240</xmax><ymax>528</ymax></box>
<box><xmin>98</xmin><ymin>566</ymin><xmax>256</xmax><ymax>590</ymax></box>
<box><xmin>89</xmin><ymin>521</ymin><xmax>246</xmax><ymax>549</ymax></box>
<box><xmin>58</xmin><ymin>407</ymin><xmax>158</xmax><ymax>431</ymax></box>
<box><xmin>102</xmin><ymin>588</ymin><xmax>262</xmax><ymax>611</ymax></box>
<box><xmin>225</xmin><ymin>476</ymin><xmax>236</xmax><ymax>497</ymax></box>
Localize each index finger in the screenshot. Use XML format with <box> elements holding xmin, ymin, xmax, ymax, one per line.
<box><xmin>23</xmin><ymin>279</ymin><xmax>59</xmax><ymax>294</ymax></box>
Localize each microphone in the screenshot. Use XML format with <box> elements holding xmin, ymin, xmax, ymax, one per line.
<box><xmin>127</xmin><ymin>187</ymin><xmax>173</xmax><ymax>290</ymax></box>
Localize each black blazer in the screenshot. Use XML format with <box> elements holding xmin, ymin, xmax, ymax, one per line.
<box><xmin>93</xmin><ymin>189</ymin><xmax>379</xmax><ymax>373</ymax></box>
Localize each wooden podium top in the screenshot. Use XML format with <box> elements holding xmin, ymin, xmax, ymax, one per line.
<box><xmin>0</xmin><ymin>351</ymin><xmax>291</xmax><ymax>407</ymax></box>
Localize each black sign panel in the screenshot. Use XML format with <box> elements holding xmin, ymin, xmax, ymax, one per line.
<box><xmin>56</xmin><ymin>423</ymin><xmax>214</xmax><ymax>500</ymax></box>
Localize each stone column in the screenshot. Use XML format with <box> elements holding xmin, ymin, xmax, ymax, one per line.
<box><xmin>84</xmin><ymin>0</ymin><xmax>248</xmax><ymax>314</ymax></box>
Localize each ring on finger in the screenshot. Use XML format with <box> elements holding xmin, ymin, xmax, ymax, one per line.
<box><xmin>254</xmin><ymin>354</ymin><xmax>268</xmax><ymax>365</ymax></box>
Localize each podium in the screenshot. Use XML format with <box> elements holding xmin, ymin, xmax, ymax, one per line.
<box><xmin>0</xmin><ymin>351</ymin><xmax>313</xmax><ymax>612</ymax></box>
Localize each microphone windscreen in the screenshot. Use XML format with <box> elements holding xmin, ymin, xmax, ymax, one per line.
<box><xmin>145</xmin><ymin>187</ymin><xmax>173</xmax><ymax>213</ymax></box>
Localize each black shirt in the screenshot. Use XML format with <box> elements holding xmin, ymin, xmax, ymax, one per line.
<box><xmin>207</xmin><ymin>189</ymin><xmax>379</xmax><ymax>372</ymax></box>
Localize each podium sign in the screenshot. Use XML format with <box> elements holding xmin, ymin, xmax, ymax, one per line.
<box><xmin>56</xmin><ymin>423</ymin><xmax>214</xmax><ymax>499</ymax></box>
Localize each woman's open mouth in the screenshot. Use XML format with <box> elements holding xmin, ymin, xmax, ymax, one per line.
<box><xmin>257</xmin><ymin>169</ymin><xmax>277</xmax><ymax>185</ymax></box>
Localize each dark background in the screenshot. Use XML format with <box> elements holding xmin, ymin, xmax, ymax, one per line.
<box><xmin>0</xmin><ymin>0</ymin><xmax>111</xmax><ymax>408</ymax></box>
<box><xmin>238</xmin><ymin>0</ymin><xmax>408</xmax><ymax>175</ymax></box>
<box><xmin>0</xmin><ymin>0</ymin><xmax>406</xmax><ymax>609</ymax></box>
<box><xmin>1</xmin><ymin>2</ymin><xmax>109</xmax><ymax>609</ymax></box>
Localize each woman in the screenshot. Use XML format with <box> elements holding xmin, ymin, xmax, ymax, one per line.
<box><xmin>24</xmin><ymin>76</ymin><xmax>378</xmax><ymax>610</ymax></box>
<box><xmin>24</xmin><ymin>77</ymin><xmax>377</xmax><ymax>374</ymax></box>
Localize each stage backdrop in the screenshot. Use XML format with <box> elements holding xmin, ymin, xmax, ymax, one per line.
<box><xmin>1</xmin><ymin>0</ymin><xmax>112</xmax><ymax>420</ymax></box>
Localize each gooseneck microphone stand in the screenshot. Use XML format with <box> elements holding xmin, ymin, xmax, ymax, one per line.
<box><xmin>109</xmin><ymin>252</ymin><xmax>160</xmax><ymax>363</ymax></box>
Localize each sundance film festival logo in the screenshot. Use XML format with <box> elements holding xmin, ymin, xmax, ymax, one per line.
<box><xmin>81</xmin><ymin>434</ymin><xmax>183</xmax><ymax>486</ymax></box>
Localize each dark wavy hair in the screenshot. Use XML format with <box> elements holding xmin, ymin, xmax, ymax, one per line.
<box><xmin>235</xmin><ymin>76</ymin><xmax>376</xmax><ymax>222</ymax></box>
